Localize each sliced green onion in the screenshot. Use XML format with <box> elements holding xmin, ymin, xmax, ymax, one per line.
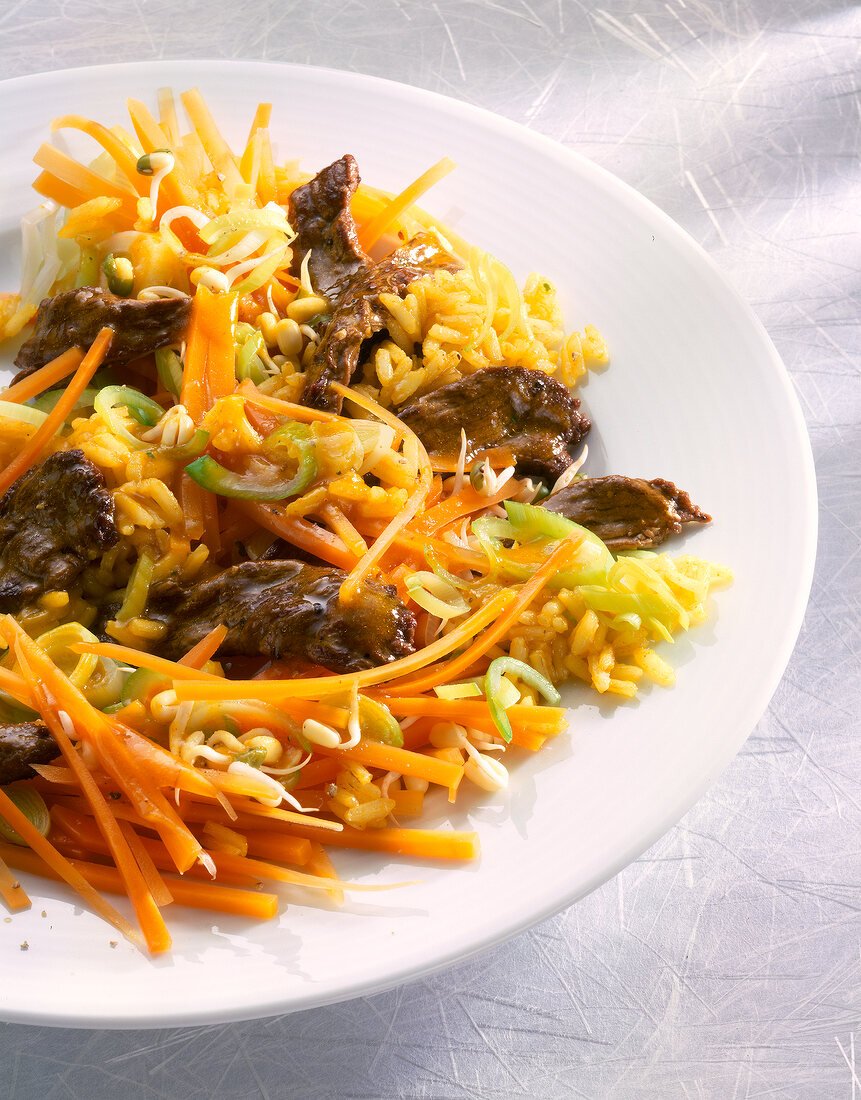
<box><xmin>0</xmin><ymin>400</ymin><xmax>49</xmax><ymax>428</ymax></box>
<box><xmin>155</xmin><ymin>347</ymin><xmax>183</xmax><ymax>398</ymax></box>
<box><xmin>0</xmin><ymin>783</ymin><xmax>50</xmax><ymax>847</ymax></box>
<box><xmin>484</xmin><ymin>656</ymin><xmax>561</xmax><ymax>743</ymax></box>
<box><xmin>405</xmin><ymin>571</ymin><xmax>470</xmax><ymax>620</ymax></box>
<box><xmin>185</xmin><ymin>448</ymin><xmax>316</xmax><ymax>501</ymax></box>
<box><xmin>94</xmin><ymin>386</ymin><xmax>167</xmax><ymax>449</ymax></box>
<box><xmin>356</xmin><ymin>697</ymin><xmax>403</xmax><ymax>747</ymax></box>
<box><xmin>198</xmin><ymin>203</ymin><xmax>294</xmax><ymax>246</ymax></box>
<box><xmin>234</xmin><ymin>322</ymin><xmax>269</xmax><ymax>384</ymax></box>
<box><xmin>29</xmin><ymin>387</ymin><xmax>99</xmax><ymax>419</ymax></box>
<box><xmin>121</xmin><ymin>667</ymin><xmax>170</xmax><ymax>708</ymax></box>
<box><xmin>35</xmin><ymin>622</ymin><xmax>100</xmax><ymax>688</ymax></box>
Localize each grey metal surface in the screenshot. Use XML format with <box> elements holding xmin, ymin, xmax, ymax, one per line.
<box><xmin>1</xmin><ymin>1</ymin><xmax>859</xmax><ymax>1096</ymax></box>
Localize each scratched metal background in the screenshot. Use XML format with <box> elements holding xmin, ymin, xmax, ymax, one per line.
<box><xmin>0</xmin><ymin>1</ymin><xmax>859</xmax><ymax>1097</ymax></box>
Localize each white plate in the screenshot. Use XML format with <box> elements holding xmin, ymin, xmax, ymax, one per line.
<box><xmin>0</xmin><ymin>60</ymin><xmax>816</xmax><ymax>1029</ymax></box>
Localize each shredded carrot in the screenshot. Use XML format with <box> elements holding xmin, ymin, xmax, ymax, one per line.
<box><xmin>13</xmin><ymin>643</ymin><xmax>172</xmax><ymax>953</ymax></box>
<box><xmin>387</xmin><ymin>531</ymin><xmax>587</xmax><ymax>695</ymax></box>
<box><xmin>202</xmin><ymin>290</ymin><xmax>239</xmax><ymax>406</ymax></box>
<box><xmin>0</xmin><ymin>348</ymin><xmax>83</xmax><ymax>404</ymax></box>
<box><xmin>236</xmin><ymin>381</ymin><xmax>339</xmax><ymax>423</ymax></box>
<box><xmin>176</xmin><ymin>623</ymin><xmax>229</xmax><ymax>669</ymax></box>
<box><xmin>0</xmin><ymin>802</ymin><xmax>142</xmax><ymax>946</ymax></box>
<box><xmin>333</xmin><ymin>381</ymin><xmax>433</xmax><ymax>604</ymax></box>
<box><xmin>314</xmin><ymin>739</ymin><xmax>463</xmax><ymax>789</ymax></box>
<box><xmin>357</xmin><ymin>157</ymin><xmax>456</xmax><ymax>252</ymax></box>
<box><xmin>305</xmin><ymin>842</ymin><xmax>345</xmax><ymax>904</ymax></box>
<box><xmin>0</xmin><ymin>328</ymin><xmax>112</xmax><ymax>498</ymax></box>
<box><xmin>180</xmin><ymin>88</ymin><xmax>244</xmax><ymax>195</ymax></box>
<box><xmin>171</xmin><ymin>590</ymin><xmax>513</xmax><ymax>704</ymax></box>
<box><xmin>235</xmin><ymin>500</ymin><xmax>357</xmax><ymax>570</ymax></box>
<box><xmin>181</xmin><ymin>287</ymin><xmax>212</xmax><ymax>424</ymax></box>
<box><xmin>71</xmin><ymin>640</ymin><xmax>221</xmax><ymax>680</ymax></box>
<box><xmin>0</xmin><ymin>843</ymin><xmax>278</xmax><ymax>921</ymax></box>
<box><xmin>50</xmin><ymin>115</ymin><xmax>148</xmax><ymax>194</ymax></box>
<box><xmin>125</xmin><ymin>97</ymin><xmax>201</xmax><ymax>211</ymax></box>
<box><xmin>33</xmin><ymin>140</ymin><xmax>138</xmax><ymax>203</ymax></box>
<box><xmin>276</xmin><ymin>823</ymin><xmax>479</xmax><ymax>861</ymax></box>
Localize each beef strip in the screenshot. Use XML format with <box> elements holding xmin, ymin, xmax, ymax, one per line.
<box><xmin>147</xmin><ymin>560</ymin><xmax>415</xmax><ymax>673</ymax></box>
<box><xmin>543</xmin><ymin>474</ymin><xmax>711</xmax><ymax>550</ymax></box>
<box><xmin>287</xmin><ymin>154</ymin><xmax>372</xmax><ymax>304</ymax></box>
<box><xmin>302</xmin><ymin>233</ymin><xmax>460</xmax><ymax>412</ymax></box>
<box><xmin>12</xmin><ymin>287</ymin><xmax>191</xmax><ymax>383</ymax></box>
<box><xmin>398</xmin><ymin>365</ymin><xmax>591</xmax><ymax>481</ymax></box>
<box><xmin>0</xmin><ymin>450</ymin><xmax>119</xmax><ymax>613</ymax></box>
<box><xmin>0</xmin><ymin>722</ymin><xmax>56</xmax><ymax>785</ymax></box>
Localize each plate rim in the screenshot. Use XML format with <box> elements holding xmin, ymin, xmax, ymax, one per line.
<box><xmin>0</xmin><ymin>58</ymin><xmax>818</xmax><ymax>1029</ymax></box>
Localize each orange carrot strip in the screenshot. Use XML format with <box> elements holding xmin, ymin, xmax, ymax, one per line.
<box><xmin>293</xmin><ymin>757</ymin><xmax>341</xmax><ymax>790</ymax></box>
<box><xmin>33</xmin><ymin>141</ymin><xmax>139</xmax><ymax>201</ymax></box>
<box><xmin>388</xmin><ymin>531</ymin><xmax>586</xmax><ymax>696</ymax></box>
<box><xmin>314</xmin><ymin>740</ymin><xmax>463</xmax><ymax>789</ymax></box>
<box><xmin>6</xmin><ymin>621</ymin><xmax>217</xmax><ymax>857</ymax></box>
<box><xmin>243</xmin><ymin>832</ymin><xmax>313</xmax><ymax>867</ymax></box>
<box><xmin>305</xmin><ymin>842</ymin><xmax>344</xmax><ymax>904</ymax></box>
<box><xmin>318</xmin><ymin>503</ymin><xmax>367</xmax><ymax>560</ymax></box>
<box><xmin>203</xmin><ymin>291</ymin><xmax>238</xmax><ymax>406</ymax></box>
<box><xmin>0</xmin><ymin>348</ymin><xmax>83</xmax><ymax>404</ymax></box>
<box><xmin>180</xmin><ymin>287</ymin><xmax>211</xmax><ymax>424</ymax></box>
<box><xmin>235</xmin><ymin>500</ymin><xmax>357</xmax><ymax>570</ymax></box>
<box><xmin>332</xmin><ymin>382</ymin><xmax>433</xmax><ymax>603</ymax></box>
<box><xmin>0</xmin><ymin>807</ymin><xmax>142</xmax><ymax>946</ymax></box>
<box><xmin>358</xmin><ymin>157</ymin><xmax>456</xmax><ymax>251</ymax></box>
<box><xmin>236</xmin><ymin>381</ymin><xmax>340</xmax><ymax>423</ymax></box>
<box><xmin>278</xmin><ymin>823</ymin><xmax>479</xmax><ymax>860</ymax></box>
<box><xmin>0</xmin><ymin>843</ymin><xmax>278</xmax><ymax>921</ymax></box>
<box><xmin>242</xmin><ymin>105</ymin><xmax>276</xmax><ymax>205</ymax></box>
<box><xmin>0</xmin><ymin>664</ymin><xmax>33</xmax><ymax>707</ymax></box>
<box><xmin>390</xmin><ymin>789</ymin><xmax>424</xmax><ymax>816</ymax></box>
<box><xmin>71</xmin><ymin>641</ymin><xmax>221</xmax><ymax>680</ymax></box>
<box><xmin>32</xmin><ymin>170</ymin><xmax>93</xmax><ymax>210</ymax></box>
<box><xmin>182</xmin><ymin>793</ymin><xmax>343</xmax><ymax>833</ymax></box>
<box><xmin>172</xmin><ymin>590</ymin><xmax>513</xmax><ymax>703</ymax></box>
<box><xmin>125</xmin><ymin>97</ymin><xmax>201</xmax><ymax>211</ymax></box>
<box><xmin>0</xmin><ymin>328</ymin><xmax>112</xmax><ymax>498</ymax></box>
<box><xmin>14</xmin><ymin>646</ymin><xmax>171</xmax><ymax>953</ymax></box>
<box><xmin>157</xmin><ymin>87</ymin><xmax>180</xmax><ymax>146</ymax></box>
<box><xmin>180</xmin><ymin>474</ymin><xmax>205</xmax><ymax>541</ymax></box>
<box><xmin>408</xmin><ymin>481</ymin><xmax>520</xmax><ymax>537</ymax></box>
<box><xmin>377</xmin><ymin>696</ymin><xmax>566</xmax><ymax>730</ymax></box>
<box><xmin>180</xmin><ymin>88</ymin><xmax>244</xmax><ymax>194</ymax></box>
<box><xmin>176</xmin><ymin>623</ymin><xmax>229</xmax><ymax>669</ymax></box>
<box><xmin>50</xmin><ymin>115</ymin><xmax>148</xmax><ymax>193</ymax></box>
<box><xmin>0</xmin><ymin>853</ymin><xmax>30</xmax><ymax>911</ymax></box>
<box><xmin>200</xmin><ymin>489</ymin><xmax>223</xmax><ymax>557</ymax></box>
<box><xmin>118</xmin><ymin>820</ymin><xmax>173</xmax><ymax>907</ymax></box>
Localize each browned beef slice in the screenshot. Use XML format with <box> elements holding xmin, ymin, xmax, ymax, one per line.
<box><xmin>148</xmin><ymin>560</ymin><xmax>415</xmax><ymax>673</ymax></box>
<box><xmin>302</xmin><ymin>234</ymin><xmax>460</xmax><ymax>412</ymax></box>
<box><xmin>398</xmin><ymin>365</ymin><xmax>591</xmax><ymax>480</ymax></box>
<box><xmin>0</xmin><ymin>450</ymin><xmax>119</xmax><ymax>613</ymax></box>
<box><xmin>543</xmin><ymin>475</ymin><xmax>711</xmax><ymax>550</ymax></box>
<box><xmin>287</xmin><ymin>154</ymin><xmax>372</xmax><ymax>303</ymax></box>
<box><xmin>12</xmin><ymin>287</ymin><xmax>191</xmax><ymax>382</ymax></box>
<box><xmin>0</xmin><ymin>722</ymin><xmax>56</xmax><ymax>785</ymax></box>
